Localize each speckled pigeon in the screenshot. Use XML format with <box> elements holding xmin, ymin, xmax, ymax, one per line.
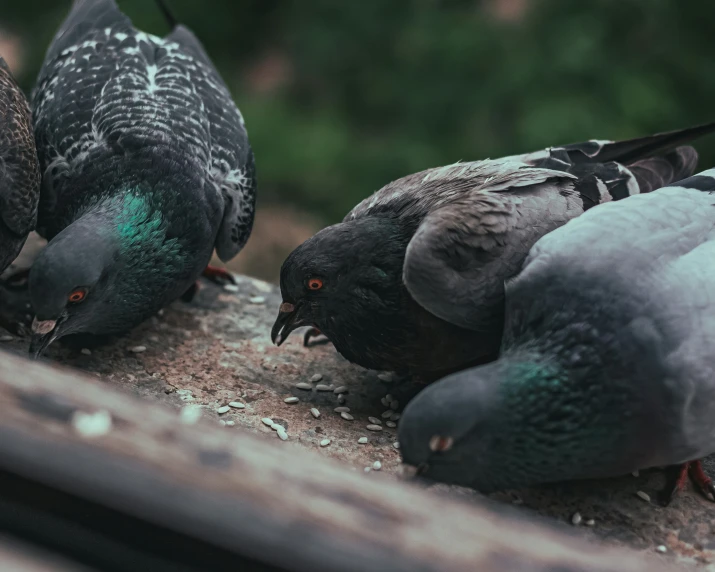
<box><xmin>398</xmin><ymin>170</ymin><xmax>715</xmax><ymax>504</ymax></box>
<box><xmin>0</xmin><ymin>57</ymin><xmax>40</xmax><ymax>274</ymax></box>
<box><xmin>271</xmin><ymin>123</ymin><xmax>715</xmax><ymax>379</ymax></box>
<box><xmin>28</xmin><ymin>0</ymin><xmax>256</xmax><ymax>356</ymax></box>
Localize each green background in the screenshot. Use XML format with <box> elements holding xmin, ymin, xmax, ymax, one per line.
<box><xmin>2</xmin><ymin>0</ymin><xmax>713</xmax><ymax>277</ymax></box>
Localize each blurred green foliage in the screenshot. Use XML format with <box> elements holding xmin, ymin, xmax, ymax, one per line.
<box><xmin>3</xmin><ymin>0</ymin><xmax>715</xmax><ymax>222</ymax></box>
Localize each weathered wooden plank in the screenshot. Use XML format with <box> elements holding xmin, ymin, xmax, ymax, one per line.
<box><xmin>0</xmin><ymin>349</ymin><xmax>669</xmax><ymax>572</ymax></box>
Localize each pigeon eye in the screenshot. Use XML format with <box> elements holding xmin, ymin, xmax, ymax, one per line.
<box><xmin>307</xmin><ymin>278</ymin><xmax>324</xmax><ymax>291</ymax></box>
<box><xmin>68</xmin><ymin>288</ymin><xmax>88</xmax><ymax>303</ymax></box>
<box><xmin>429</xmin><ymin>435</ymin><xmax>454</xmax><ymax>453</ymax></box>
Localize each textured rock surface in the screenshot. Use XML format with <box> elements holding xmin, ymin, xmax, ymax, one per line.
<box><xmin>1</xmin><ymin>246</ymin><xmax>713</xmax><ymax>569</ymax></box>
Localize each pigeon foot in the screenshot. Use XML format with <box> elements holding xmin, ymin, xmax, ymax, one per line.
<box><xmin>303</xmin><ymin>327</ymin><xmax>330</xmax><ymax>347</ymax></box>
<box><xmin>201</xmin><ymin>265</ymin><xmax>235</xmax><ymax>285</ymax></box>
<box><xmin>659</xmin><ymin>460</ymin><xmax>715</xmax><ymax>505</ymax></box>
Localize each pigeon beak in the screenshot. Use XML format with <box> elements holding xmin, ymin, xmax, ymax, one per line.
<box><xmin>270</xmin><ymin>302</ymin><xmax>309</xmax><ymax>346</ymax></box>
<box><xmin>29</xmin><ymin>316</ymin><xmax>64</xmax><ymax>359</ymax></box>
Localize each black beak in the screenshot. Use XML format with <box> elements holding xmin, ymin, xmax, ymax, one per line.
<box><xmin>29</xmin><ymin>316</ymin><xmax>63</xmax><ymax>359</ymax></box>
<box><xmin>270</xmin><ymin>302</ymin><xmax>308</xmax><ymax>346</ymax></box>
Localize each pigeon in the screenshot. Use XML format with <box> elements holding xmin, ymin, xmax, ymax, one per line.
<box><xmin>271</xmin><ymin>123</ymin><xmax>715</xmax><ymax>378</ymax></box>
<box><xmin>398</xmin><ymin>170</ymin><xmax>715</xmax><ymax>504</ymax></box>
<box><xmin>0</xmin><ymin>57</ymin><xmax>40</xmax><ymax>274</ymax></box>
<box><xmin>28</xmin><ymin>0</ymin><xmax>256</xmax><ymax>357</ymax></box>
<box><xmin>0</xmin><ymin>57</ymin><xmax>41</xmax><ymax>334</ymax></box>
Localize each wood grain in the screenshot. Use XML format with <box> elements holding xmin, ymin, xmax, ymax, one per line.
<box><xmin>0</xmin><ymin>350</ymin><xmax>670</xmax><ymax>572</ymax></box>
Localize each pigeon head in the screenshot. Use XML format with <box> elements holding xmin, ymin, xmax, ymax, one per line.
<box><xmin>29</xmin><ymin>191</ymin><xmax>198</xmax><ymax>357</ymax></box>
<box><xmin>271</xmin><ymin>217</ymin><xmax>414</xmax><ymax>369</ymax></box>
<box><xmin>398</xmin><ymin>355</ymin><xmax>636</xmax><ymax>492</ymax></box>
<box><xmin>29</xmin><ymin>216</ymin><xmax>119</xmax><ymax>357</ymax></box>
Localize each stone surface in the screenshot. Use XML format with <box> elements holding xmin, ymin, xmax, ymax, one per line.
<box><xmin>1</xmin><ymin>261</ymin><xmax>713</xmax><ymax>569</ymax></box>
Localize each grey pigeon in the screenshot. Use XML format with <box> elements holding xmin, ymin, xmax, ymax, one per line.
<box><xmin>272</xmin><ymin>123</ymin><xmax>715</xmax><ymax>379</ymax></box>
<box><xmin>0</xmin><ymin>57</ymin><xmax>40</xmax><ymax>274</ymax></box>
<box><xmin>399</xmin><ymin>170</ymin><xmax>715</xmax><ymax>504</ymax></box>
<box><xmin>27</xmin><ymin>0</ymin><xmax>256</xmax><ymax>356</ymax></box>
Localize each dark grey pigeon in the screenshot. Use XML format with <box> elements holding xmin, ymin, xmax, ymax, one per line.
<box><xmin>399</xmin><ymin>170</ymin><xmax>715</xmax><ymax>504</ymax></box>
<box><xmin>28</xmin><ymin>0</ymin><xmax>256</xmax><ymax>356</ymax></box>
<box><xmin>0</xmin><ymin>57</ymin><xmax>40</xmax><ymax>333</ymax></box>
<box><xmin>0</xmin><ymin>57</ymin><xmax>40</xmax><ymax>274</ymax></box>
<box><xmin>272</xmin><ymin>123</ymin><xmax>715</xmax><ymax>379</ymax></box>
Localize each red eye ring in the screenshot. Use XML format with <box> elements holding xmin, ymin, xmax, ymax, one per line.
<box><xmin>307</xmin><ymin>278</ymin><xmax>323</xmax><ymax>291</ymax></box>
<box><xmin>68</xmin><ymin>288</ymin><xmax>87</xmax><ymax>303</ymax></box>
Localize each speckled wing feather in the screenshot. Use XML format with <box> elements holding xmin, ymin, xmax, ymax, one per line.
<box><xmin>163</xmin><ymin>24</ymin><xmax>256</xmax><ymax>261</ymax></box>
<box><xmin>32</xmin><ymin>0</ymin><xmax>255</xmax><ymax>258</ymax></box>
<box><xmin>0</xmin><ymin>57</ymin><xmax>40</xmax><ymax>271</ymax></box>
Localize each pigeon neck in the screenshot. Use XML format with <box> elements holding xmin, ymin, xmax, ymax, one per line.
<box><xmin>486</xmin><ymin>351</ymin><xmax>637</xmax><ymax>486</ymax></box>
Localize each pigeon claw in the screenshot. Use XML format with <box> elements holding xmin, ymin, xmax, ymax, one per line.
<box><xmin>303</xmin><ymin>327</ymin><xmax>330</xmax><ymax>347</ymax></box>
<box><xmin>201</xmin><ymin>265</ymin><xmax>235</xmax><ymax>285</ymax></box>
<box><xmin>659</xmin><ymin>460</ymin><xmax>715</xmax><ymax>506</ymax></box>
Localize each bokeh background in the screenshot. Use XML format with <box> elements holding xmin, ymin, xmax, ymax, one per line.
<box><xmin>2</xmin><ymin>0</ymin><xmax>714</xmax><ymax>281</ymax></box>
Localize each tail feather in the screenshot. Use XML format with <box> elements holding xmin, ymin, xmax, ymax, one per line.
<box><xmin>627</xmin><ymin>146</ymin><xmax>699</xmax><ymax>194</ymax></box>
<box><xmin>155</xmin><ymin>0</ymin><xmax>178</xmax><ymax>30</ymax></box>
<box><xmin>562</xmin><ymin>121</ymin><xmax>715</xmax><ymax>165</ymax></box>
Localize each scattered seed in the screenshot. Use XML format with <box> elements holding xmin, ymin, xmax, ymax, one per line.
<box><xmin>373</xmin><ymin>461</ymin><xmax>382</xmax><ymax>471</ymax></box>
<box><xmin>656</xmin><ymin>545</ymin><xmax>667</xmax><ymax>554</ymax></box>
<box><xmin>390</xmin><ymin>400</ymin><xmax>399</xmax><ymax>410</ymax></box>
<box><xmin>0</xmin><ymin>335</ymin><xmax>13</xmax><ymax>342</ymax></box>
<box><xmin>585</xmin><ymin>519</ymin><xmax>595</xmax><ymax>527</ymax></box>
<box><xmin>380</xmin><ymin>397</ymin><xmax>389</xmax><ymax>407</ymax></box>
<box><xmin>310</xmin><ymin>374</ymin><xmax>323</xmax><ymax>382</ymax></box>
<box><xmin>272</xmin><ymin>423</ymin><xmax>286</xmax><ymax>432</ymax></box>
<box><xmin>368</xmin><ymin>417</ymin><xmax>382</xmax><ymax>425</ymax></box>
<box><xmin>225</xmin><ymin>420</ymin><xmax>235</xmax><ymax>427</ymax></box>
<box><xmin>392</xmin><ymin>441</ymin><xmax>400</xmax><ymax>449</ymax></box>
<box><xmin>129</xmin><ymin>345</ymin><xmax>147</xmax><ymax>353</ymax></box>
<box><xmin>220</xmin><ymin>420</ymin><xmax>226</xmax><ymax>426</ymax></box>
<box><xmin>632</xmin><ymin>470</ymin><xmax>640</xmax><ymax>477</ymax></box>
<box><xmin>249</xmin><ymin>296</ymin><xmax>266</xmax><ymax>304</ymax></box>
<box><xmin>341</xmin><ymin>412</ymin><xmax>354</xmax><ymax>421</ymax></box>
<box><xmin>337</xmin><ymin>394</ymin><xmax>346</xmax><ymax>404</ymax></box>
<box><xmin>223</xmin><ymin>284</ymin><xmax>239</xmax><ymax>292</ymax></box>
<box><xmin>157</xmin><ymin>309</ymin><xmax>165</xmax><ymax>316</ymax></box>
<box><xmin>81</xmin><ymin>348</ymin><xmax>92</xmax><ymax>355</ymax></box>
<box><xmin>386</xmin><ymin>421</ymin><xmax>397</xmax><ymax>428</ymax></box>
<box><xmin>366</xmin><ymin>424</ymin><xmax>383</xmax><ymax>432</ymax></box>
<box><xmin>377</xmin><ymin>372</ymin><xmax>393</xmax><ymax>382</ymax></box>
<box><xmin>334</xmin><ymin>407</ymin><xmax>351</xmax><ymax>413</ymax></box>
<box><xmin>217</xmin><ymin>405</ymin><xmax>230</xmax><ymax>414</ymax></box>
<box><xmin>261</xmin><ymin>418</ymin><xmax>274</xmax><ymax>427</ymax></box>
<box><xmin>364</xmin><ymin>467</ymin><xmax>372</xmax><ymax>473</ymax></box>
<box><xmin>277</xmin><ymin>429</ymin><xmax>288</xmax><ymax>441</ymax></box>
<box><xmin>358</xmin><ymin>437</ymin><xmax>368</xmax><ymax>444</ymax></box>
<box><xmin>295</xmin><ymin>382</ymin><xmax>313</xmax><ymax>390</ymax></box>
<box><xmin>316</xmin><ymin>384</ymin><xmax>333</xmax><ymax>391</ymax></box>
<box><xmin>385</xmin><ymin>394</ymin><xmax>393</xmax><ymax>404</ymax></box>
<box><xmin>636</xmin><ymin>491</ymin><xmax>651</xmax><ymax>503</ymax></box>
<box><xmin>333</xmin><ymin>386</ymin><xmax>348</xmax><ymax>394</ymax></box>
<box><xmin>320</xmin><ymin>439</ymin><xmax>331</xmax><ymax>447</ymax></box>
<box><xmin>229</xmin><ymin>402</ymin><xmax>245</xmax><ymax>409</ymax></box>
<box><xmin>72</xmin><ymin>410</ymin><xmax>112</xmax><ymax>438</ymax></box>
<box><xmin>284</xmin><ymin>397</ymin><xmax>299</xmax><ymax>404</ymax></box>
<box><xmin>381</xmin><ymin>410</ymin><xmax>393</xmax><ymax>418</ymax></box>
<box><xmin>311</xmin><ymin>408</ymin><xmax>320</xmax><ymax>419</ymax></box>
<box><xmin>571</xmin><ymin>512</ymin><xmax>582</xmax><ymax>526</ymax></box>
<box><xmin>179</xmin><ymin>405</ymin><xmax>202</xmax><ymax>425</ymax></box>
<box><xmin>390</xmin><ymin>413</ymin><xmax>401</xmax><ymax>421</ymax></box>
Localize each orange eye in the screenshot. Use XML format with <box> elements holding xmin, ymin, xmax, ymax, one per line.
<box><xmin>307</xmin><ymin>278</ymin><xmax>323</xmax><ymax>291</ymax></box>
<box><xmin>68</xmin><ymin>289</ymin><xmax>87</xmax><ymax>303</ymax></box>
